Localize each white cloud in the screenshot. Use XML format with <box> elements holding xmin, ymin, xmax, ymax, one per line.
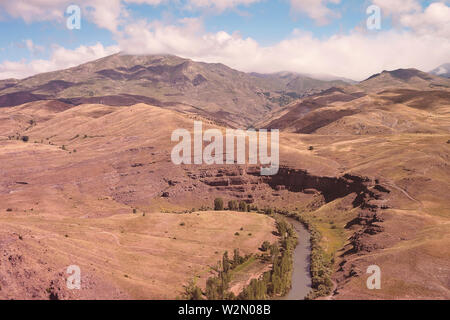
<box><xmin>0</xmin><ymin>43</ymin><xmax>119</xmax><ymax>79</ymax></box>
<box><xmin>400</xmin><ymin>2</ymin><xmax>450</xmax><ymax>38</ymax></box>
<box><xmin>289</xmin><ymin>0</ymin><xmax>341</xmax><ymax>25</ymax></box>
<box><xmin>24</xmin><ymin>39</ymin><xmax>45</xmax><ymax>55</ymax></box>
<box><xmin>185</xmin><ymin>0</ymin><xmax>262</xmax><ymax>12</ymax></box>
<box><xmin>0</xmin><ymin>1</ymin><xmax>449</xmax><ymax>81</ymax></box>
<box><xmin>116</xmin><ymin>6</ymin><xmax>450</xmax><ymax>81</ymax></box>
<box><xmin>124</xmin><ymin>0</ymin><xmax>165</xmax><ymax>4</ymax></box>
<box><xmin>84</xmin><ymin>0</ymin><xmax>125</xmax><ymax>32</ymax></box>
<box><xmin>372</xmin><ymin>0</ymin><xmax>421</xmax><ymax>16</ymax></box>
<box><xmin>0</xmin><ymin>0</ymin><xmax>261</xmax><ymax>30</ymax></box>
<box><xmin>0</xmin><ymin>0</ymin><xmax>126</xmax><ymax>32</ymax></box>
<box><xmin>0</xmin><ymin>0</ymin><xmax>67</xmax><ymax>23</ymax></box>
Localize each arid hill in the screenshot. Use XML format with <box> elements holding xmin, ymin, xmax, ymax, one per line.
<box><xmin>258</xmin><ymin>69</ymin><xmax>450</xmax><ymax>136</ymax></box>
<box><xmin>0</xmin><ymin>102</ymin><xmax>282</xmax><ymax>299</ymax></box>
<box><xmin>0</xmin><ymin>54</ymin><xmax>348</xmax><ymax>127</ymax></box>
<box><xmin>0</xmin><ymin>59</ymin><xmax>449</xmax><ymax>300</ymax></box>
<box><xmin>358</xmin><ymin>68</ymin><xmax>450</xmax><ymax>92</ymax></box>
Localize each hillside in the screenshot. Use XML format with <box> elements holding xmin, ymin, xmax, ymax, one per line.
<box><xmin>1</xmin><ymin>96</ymin><xmax>449</xmax><ymax>299</ymax></box>
<box><xmin>358</xmin><ymin>69</ymin><xmax>450</xmax><ymax>92</ymax></box>
<box><xmin>0</xmin><ymin>53</ymin><xmax>347</xmax><ymax>127</ymax></box>
<box><xmin>0</xmin><ymin>57</ymin><xmax>449</xmax><ymax>300</ymax></box>
<box><xmin>258</xmin><ymin>69</ymin><xmax>450</xmax><ymax>135</ymax></box>
<box><xmin>0</xmin><ymin>102</ymin><xmax>282</xmax><ymax>299</ymax></box>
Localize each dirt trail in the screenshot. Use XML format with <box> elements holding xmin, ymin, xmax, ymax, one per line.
<box><xmin>383</xmin><ymin>181</ymin><xmax>423</xmax><ymax>207</ymax></box>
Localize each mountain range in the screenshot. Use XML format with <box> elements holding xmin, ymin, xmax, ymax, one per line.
<box><xmin>1</xmin><ymin>53</ymin><xmax>448</xmax><ymax>129</ymax></box>
<box><xmin>0</xmin><ymin>54</ymin><xmax>350</xmax><ymax>127</ymax></box>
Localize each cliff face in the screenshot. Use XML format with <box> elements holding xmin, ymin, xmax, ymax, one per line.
<box><xmin>196</xmin><ymin>165</ymin><xmax>390</xmax><ymax>212</ymax></box>
<box><xmin>259</xmin><ymin>168</ymin><xmax>377</xmax><ymax>203</ymax></box>
<box><xmin>191</xmin><ymin>164</ymin><xmax>392</xmax><ymax>296</ymax></box>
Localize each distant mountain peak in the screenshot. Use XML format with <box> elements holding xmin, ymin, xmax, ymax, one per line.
<box><xmin>365</xmin><ymin>68</ymin><xmax>430</xmax><ymax>81</ymax></box>
<box><xmin>430</xmin><ymin>63</ymin><xmax>450</xmax><ymax>78</ymax></box>
<box><xmin>359</xmin><ymin>68</ymin><xmax>450</xmax><ymax>93</ymax></box>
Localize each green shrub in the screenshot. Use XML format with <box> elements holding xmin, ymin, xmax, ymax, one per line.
<box><xmin>228</xmin><ymin>200</ymin><xmax>238</xmax><ymax>211</ymax></box>
<box><xmin>183</xmin><ymin>279</ymin><xmax>203</xmax><ymax>300</ymax></box>
<box><xmin>260</xmin><ymin>241</ymin><xmax>271</xmax><ymax>252</ymax></box>
<box><xmin>214</xmin><ymin>198</ymin><xmax>224</xmax><ymax>210</ymax></box>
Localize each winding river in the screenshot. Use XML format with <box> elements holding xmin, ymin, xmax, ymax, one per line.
<box><xmin>280</xmin><ymin>216</ymin><xmax>312</xmax><ymax>300</ymax></box>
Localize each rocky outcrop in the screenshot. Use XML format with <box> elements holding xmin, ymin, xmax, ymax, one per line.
<box><xmin>256</xmin><ymin>167</ymin><xmax>385</xmax><ymax>208</ymax></box>
<box><xmin>193</xmin><ymin>165</ymin><xmax>390</xmax><ymax>213</ymax></box>
<box><xmin>345</xmin><ymin>211</ymin><xmax>384</xmax><ymax>229</ymax></box>
<box><xmin>189</xmin><ymin>164</ymin><xmax>392</xmax><ymax>298</ymax></box>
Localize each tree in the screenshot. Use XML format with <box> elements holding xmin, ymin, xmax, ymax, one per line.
<box><xmin>261</xmin><ymin>241</ymin><xmax>271</xmax><ymax>252</ymax></box>
<box><xmin>228</xmin><ymin>200</ymin><xmax>238</xmax><ymax>211</ymax></box>
<box><xmin>206</xmin><ymin>277</ymin><xmax>221</xmax><ymax>300</ymax></box>
<box><xmin>233</xmin><ymin>248</ymin><xmax>241</xmax><ymax>265</ymax></box>
<box><xmin>270</xmin><ymin>244</ymin><xmax>279</xmax><ymax>258</ymax></box>
<box><xmin>214</xmin><ymin>198</ymin><xmax>224</xmax><ymax>210</ymax></box>
<box><xmin>222</xmin><ymin>251</ymin><xmax>230</xmax><ymax>273</ymax></box>
<box><xmin>184</xmin><ymin>279</ymin><xmax>203</xmax><ymax>300</ymax></box>
<box><xmin>239</xmin><ymin>201</ymin><xmax>247</xmax><ymax>212</ymax></box>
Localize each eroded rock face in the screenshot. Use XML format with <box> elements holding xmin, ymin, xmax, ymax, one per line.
<box><xmin>189</xmin><ymin>165</ymin><xmax>390</xmax><ymax>213</ymax></box>
<box><xmin>345</xmin><ymin>211</ymin><xmax>384</xmax><ymax>228</ymax></box>
<box><xmin>187</xmin><ymin>165</ymin><xmax>392</xmax><ymax>296</ymax></box>
<box><xmin>256</xmin><ymin>168</ymin><xmax>375</xmax><ymax>204</ymax></box>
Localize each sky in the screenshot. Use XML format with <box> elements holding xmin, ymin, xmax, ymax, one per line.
<box><xmin>0</xmin><ymin>0</ymin><xmax>448</xmax><ymax>81</ymax></box>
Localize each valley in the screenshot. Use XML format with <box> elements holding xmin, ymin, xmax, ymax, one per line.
<box><xmin>0</xmin><ymin>54</ymin><xmax>449</xmax><ymax>300</ymax></box>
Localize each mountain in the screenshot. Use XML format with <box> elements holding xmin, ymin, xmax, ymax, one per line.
<box><xmin>257</xmin><ymin>68</ymin><xmax>450</xmax><ymax>134</ymax></box>
<box><xmin>0</xmin><ymin>78</ymin><xmax>18</xmax><ymax>91</ymax></box>
<box><xmin>357</xmin><ymin>68</ymin><xmax>450</xmax><ymax>92</ymax></box>
<box><xmin>0</xmin><ymin>53</ymin><xmax>346</xmax><ymax>127</ymax></box>
<box><xmin>249</xmin><ymin>71</ymin><xmax>351</xmax><ymax>93</ymax></box>
<box><xmin>430</xmin><ymin>63</ymin><xmax>450</xmax><ymax>78</ymax></box>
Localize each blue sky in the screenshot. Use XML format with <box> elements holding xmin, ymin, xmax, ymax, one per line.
<box><xmin>0</xmin><ymin>0</ymin><xmax>378</xmax><ymax>60</ymax></box>
<box><xmin>0</xmin><ymin>0</ymin><xmax>448</xmax><ymax>80</ymax></box>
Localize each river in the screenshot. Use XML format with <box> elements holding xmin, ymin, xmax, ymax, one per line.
<box><xmin>280</xmin><ymin>216</ymin><xmax>312</xmax><ymax>300</ymax></box>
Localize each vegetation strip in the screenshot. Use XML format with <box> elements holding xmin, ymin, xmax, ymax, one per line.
<box><xmin>183</xmin><ymin>214</ymin><xmax>297</xmax><ymax>300</ymax></box>
<box><xmin>183</xmin><ymin>198</ymin><xmax>333</xmax><ymax>300</ymax></box>
<box><xmin>285</xmin><ymin>212</ymin><xmax>334</xmax><ymax>299</ymax></box>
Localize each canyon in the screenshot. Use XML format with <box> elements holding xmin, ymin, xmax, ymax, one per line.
<box><xmin>0</xmin><ymin>54</ymin><xmax>449</xmax><ymax>300</ymax></box>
